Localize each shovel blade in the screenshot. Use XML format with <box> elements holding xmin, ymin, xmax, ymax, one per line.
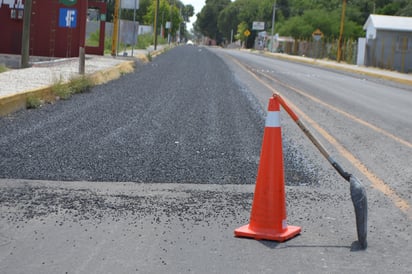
<box><xmin>349</xmin><ymin>175</ymin><xmax>368</xmax><ymax>249</ymax></box>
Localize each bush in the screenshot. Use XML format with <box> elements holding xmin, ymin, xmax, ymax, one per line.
<box><xmin>69</xmin><ymin>76</ymin><xmax>93</xmax><ymax>94</ymax></box>
<box><xmin>86</xmin><ymin>30</ymin><xmax>100</xmax><ymax>47</ymax></box>
<box><xmin>52</xmin><ymin>81</ymin><xmax>72</xmax><ymax>100</ymax></box>
<box><xmin>26</xmin><ymin>96</ymin><xmax>42</xmax><ymax>109</ymax></box>
<box><xmin>52</xmin><ymin>75</ymin><xmax>93</xmax><ymax>100</ymax></box>
<box><xmin>0</xmin><ymin>64</ymin><xmax>8</xmax><ymax>73</ymax></box>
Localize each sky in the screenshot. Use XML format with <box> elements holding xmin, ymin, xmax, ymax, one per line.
<box><xmin>181</xmin><ymin>0</ymin><xmax>206</xmax><ymax>31</ymax></box>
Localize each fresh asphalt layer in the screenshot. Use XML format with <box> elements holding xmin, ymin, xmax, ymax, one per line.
<box><xmin>1</xmin><ymin>46</ymin><xmax>411</xmax><ymax>273</ymax></box>
<box><xmin>0</xmin><ymin>46</ymin><xmax>265</xmax><ymax>184</ymax></box>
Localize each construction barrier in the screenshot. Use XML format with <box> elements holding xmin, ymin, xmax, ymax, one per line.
<box><xmin>234</xmin><ymin>96</ymin><xmax>301</xmax><ymax>241</ymax></box>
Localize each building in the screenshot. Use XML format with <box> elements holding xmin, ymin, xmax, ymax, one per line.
<box><xmin>362</xmin><ymin>14</ymin><xmax>412</xmax><ymax>73</ymax></box>
<box><xmin>0</xmin><ymin>0</ymin><xmax>106</xmax><ymax>58</ymax></box>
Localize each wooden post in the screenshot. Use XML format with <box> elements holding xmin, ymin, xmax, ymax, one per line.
<box><xmin>79</xmin><ymin>47</ymin><xmax>85</xmax><ymax>75</ymax></box>
<box><xmin>154</xmin><ymin>0</ymin><xmax>160</xmax><ymax>50</ymax></box>
<box><xmin>21</xmin><ymin>0</ymin><xmax>33</xmax><ymax>68</ymax></box>
<box><xmin>111</xmin><ymin>0</ymin><xmax>120</xmax><ymax>56</ymax></box>
<box><xmin>337</xmin><ymin>0</ymin><xmax>347</xmax><ymax>63</ymax></box>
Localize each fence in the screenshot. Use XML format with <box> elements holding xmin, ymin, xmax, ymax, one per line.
<box><xmin>274</xmin><ymin>38</ymin><xmax>358</xmax><ymax>65</ymax></box>
<box><xmin>266</xmin><ymin>36</ymin><xmax>412</xmax><ymax>73</ymax></box>
<box><xmin>365</xmin><ymin>35</ymin><xmax>412</xmax><ymax>73</ymax></box>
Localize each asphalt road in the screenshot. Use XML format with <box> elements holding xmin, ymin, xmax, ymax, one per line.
<box><xmin>1</xmin><ymin>46</ymin><xmax>411</xmax><ymax>273</ymax></box>
<box><xmin>215</xmin><ymin>48</ymin><xmax>412</xmax><ymax>208</ymax></box>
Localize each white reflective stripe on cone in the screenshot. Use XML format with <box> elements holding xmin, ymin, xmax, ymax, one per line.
<box><xmin>265</xmin><ymin>111</ymin><xmax>280</xmax><ymax>128</ymax></box>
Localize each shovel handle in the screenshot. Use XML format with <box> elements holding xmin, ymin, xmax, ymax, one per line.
<box><xmin>274</xmin><ymin>93</ymin><xmax>351</xmax><ymax>181</ymax></box>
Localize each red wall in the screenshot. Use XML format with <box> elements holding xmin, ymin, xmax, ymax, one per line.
<box><xmin>0</xmin><ymin>0</ymin><xmax>88</xmax><ymax>58</ymax></box>
<box><xmin>0</xmin><ymin>4</ymin><xmax>23</xmax><ymax>54</ymax></box>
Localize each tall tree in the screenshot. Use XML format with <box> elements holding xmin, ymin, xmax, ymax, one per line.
<box><xmin>196</xmin><ymin>0</ymin><xmax>231</xmax><ymax>43</ymax></box>
<box><xmin>144</xmin><ymin>0</ymin><xmax>183</xmax><ymax>36</ymax></box>
<box><xmin>217</xmin><ymin>4</ymin><xmax>240</xmax><ymax>42</ymax></box>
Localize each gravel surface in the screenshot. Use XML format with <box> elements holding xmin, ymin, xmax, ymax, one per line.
<box><xmin>0</xmin><ymin>46</ymin><xmax>316</xmax><ymax>186</ymax></box>
<box><xmin>1</xmin><ymin>47</ymin><xmax>411</xmax><ymax>273</ymax></box>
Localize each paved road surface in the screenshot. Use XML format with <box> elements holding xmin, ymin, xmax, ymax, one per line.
<box><xmin>1</xmin><ymin>46</ymin><xmax>411</xmax><ymax>273</ymax></box>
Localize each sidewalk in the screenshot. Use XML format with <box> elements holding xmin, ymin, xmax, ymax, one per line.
<box><xmin>0</xmin><ymin>46</ymin><xmax>165</xmax><ymax>116</ymax></box>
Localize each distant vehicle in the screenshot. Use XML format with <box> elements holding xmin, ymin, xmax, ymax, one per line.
<box><xmin>186</xmin><ymin>40</ymin><xmax>194</xmax><ymax>45</ymax></box>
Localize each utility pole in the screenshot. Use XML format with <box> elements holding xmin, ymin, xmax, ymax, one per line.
<box><xmin>154</xmin><ymin>0</ymin><xmax>159</xmax><ymax>50</ymax></box>
<box><xmin>270</xmin><ymin>1</ymin><xmax>276</xmax><ymax>52</ymax></box>
<box><xmin>337</xmin><ymin>0</ymin><xmax>347</xmax><ymax>63</ymax></box>
<box><xmin>21</xmin><ymin>0</ymin><xmax>33</xmax><ymax>68</ymax></box>
<box><xmin>111</xmin><ymin>0</ymin><xmax>120</xmax><ymax>56</ymax></box>
<box><xmin>131</xmin><ymin>0</ymin><xmax>138</xmax><ymax>57</ymax></box>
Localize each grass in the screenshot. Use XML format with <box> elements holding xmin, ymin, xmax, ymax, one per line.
<box><xmin>100</xmin><ymin>33</ymin><xmax>168</xmax><ymax>55</ymax></box>
<box><xmin>26</xmin><ymin>96</ymin><xmax>42</xmax><ymax>109</ymax></box>
<box><xmin>68</xmin><ymin>76</ymin><xmax>93</xmax><ymax>94</ymax></box>
<box><xmin>0</xmin><ymin>64</ymin><xmax>8</xmax><ymax>73</ymax></box>
<box><xmin>146</xmin><ymin>52</ymin><xmax>152</xmax><ymax>62</ymax></box>
<box><xmin>51</xmin><ymin>75</ymin><xmax>93</xmax><ymax>100</ymax></box>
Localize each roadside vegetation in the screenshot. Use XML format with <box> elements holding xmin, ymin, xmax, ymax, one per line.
<box><xmin>86</xmin><ymin>29</ymin><xmax>167</xmax><ymax>55</ymax></box>
<box><xmin>51</xmin><ymin>76</ymin><xmax>93</xmax><ymax>101</ymax></box>
<box><xmin>26</xmin><ymin>75</ymin><xmax>93</xmax><ymax>109</ymax></box>
<box><xmin>195</xmin><ymin>0</ymin><xmax>412</xmax><ymax>47</ymax></box>
<box><xmin>26</xmin><ymin>96</ymin><xmax>42</xmax><ymax>109</ymax></box>
<box><xmin>0</xmin><ymin>64</ymin><xmax>8</xmax><ymax>73</ymax></box>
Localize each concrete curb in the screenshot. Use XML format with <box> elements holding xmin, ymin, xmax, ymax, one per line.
<box><xmin>0</xmin><ymin>60</ymin><xmax>135</xmax><ymax>117</ymax></box>
<box><xmin>0</xmin><ymin>45</ymin><xmax>172</xmax><ymax>117</ymax></box>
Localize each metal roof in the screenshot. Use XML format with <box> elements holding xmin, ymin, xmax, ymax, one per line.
<box><xmin>363</xmin><ymin>14</ymin><xmax>412</xmax><ymax>32</ymax></box>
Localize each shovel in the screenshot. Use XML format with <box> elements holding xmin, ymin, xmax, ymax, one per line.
<box><xmin>274</xmin><ymin>93</ymin><xmax>368</xmax><ymax>249</ymax></box>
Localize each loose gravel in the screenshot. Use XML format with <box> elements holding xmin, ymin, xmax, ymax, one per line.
<box><xmin>0</xmin><ymin>46</ymin><xmax>316</xmax><ymax>185</ymax></box>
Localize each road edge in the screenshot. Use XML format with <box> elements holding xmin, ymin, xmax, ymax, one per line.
<box><xmin>0</xmin><ymin>60</ymin><xmax>136</xmax><ymax>117</ymax></box>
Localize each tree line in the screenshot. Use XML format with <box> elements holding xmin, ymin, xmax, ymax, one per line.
<box><xmin>104</xmin><ymin>0</ymin><xmax>194</xmax><ymax>40</ymax></box>
<box><xmin>194</xmin><ymin>0</ymin><xmax>412</xmax><ymax>46</ymax></box>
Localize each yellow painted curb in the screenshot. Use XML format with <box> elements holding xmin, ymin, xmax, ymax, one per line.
<box><xmin>0</xmin><ymin>86</ymin><xmax>54</xmax><ymax>116</ymax></box>
<box><xmin>88</xmin><ymin>60</ymin><xmax>135</xmax><ymax>85</ymax></box>
<box><xmin>0</xmin><ymin>60</ymin><xmax>135</xmax><ymax>117</ymax></box>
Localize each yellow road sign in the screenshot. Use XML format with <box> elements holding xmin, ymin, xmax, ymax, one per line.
<box><xmin>244</xmin><ymin>29</ymin><xmax>251</xmax><ymax>37</ymax></box>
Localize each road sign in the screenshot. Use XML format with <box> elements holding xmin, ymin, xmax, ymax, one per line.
<box><xmin>59</xmin><ymin>8</ymin><xmax>77</xmax><ymax>28</ymax></box>
<box><xmin>121</xmin><ymin>0</ymin><xmax>140</xmax><ymax>10</ymax></box>
<box><xmin>312</xmin><ymin>28</ymin><xmax>323</xmax><ymax>41</ymax></box>
<box><xmin>244</xmin><ymin>29</ymin><xmax>251</xmax><ymax>37</ymax></box>
<box><xmin>252</xmin><ymin>21</ymin><xmax>265</xmax><ymax>31</ymax></box>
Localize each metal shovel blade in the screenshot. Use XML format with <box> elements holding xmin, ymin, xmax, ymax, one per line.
<box><xmin>350</xmin><ymin>175</ymin><xmax>368</xmax><ymax>249</ymax></box>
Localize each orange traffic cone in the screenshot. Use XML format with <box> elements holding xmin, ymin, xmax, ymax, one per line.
<box><xmin>234</xmin><ymin>95</ymin><xmax>301</xmax><ymax>241</ymax></box>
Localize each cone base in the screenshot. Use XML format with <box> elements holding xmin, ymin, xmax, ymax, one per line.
<box><xmin>234</xmin><ymin>224</ymin><xmax>301</xmax><ymax>242</ymax></box>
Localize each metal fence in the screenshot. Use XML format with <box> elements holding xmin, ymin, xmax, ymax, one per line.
<box><xmin>365</xmin><ymin>35</ymin><xmax>412</xmax><ymax>73</ymax></box>
<box><xmin>276</xmin><ymin>38</ymin><xmax>358</xmax><ymax>65</ymax></box>
<box><xmin>269</xmin><ymin>36</ymin><xmax>412</xmax><ymax>73</ymax></box>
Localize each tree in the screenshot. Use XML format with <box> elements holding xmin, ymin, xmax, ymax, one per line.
<box><xmin>119</xmin><ymin>0</ymin><xmax>152</xmax><ymax>22</ymax></box>
<box><xmin>235</xmin><ymin>21</ymin><xmax>249</xmax><ymax>46</ymax></box>
<box><xmin>144</xmin><ymin>0</ymin><xmax>183</xmax><ymax>36</ymax></box>
<box><xmin>196</xmin><ymin>0</ymin><xmax>231</xmax><ymax>43</ymax></box>
<box><xmin>182</xmin><ymin>4</ymin><xmax>194</xmax><ymax>22</ymax></box>
<box><xmin>217</xmin><ymin>4</ymin><xmax>240</xmax><ymax>43</ymax></box>
<box><xmin>195</xmin><ymin>0</ymin><xmax>409</xmax><ymax>45</ymax></box>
